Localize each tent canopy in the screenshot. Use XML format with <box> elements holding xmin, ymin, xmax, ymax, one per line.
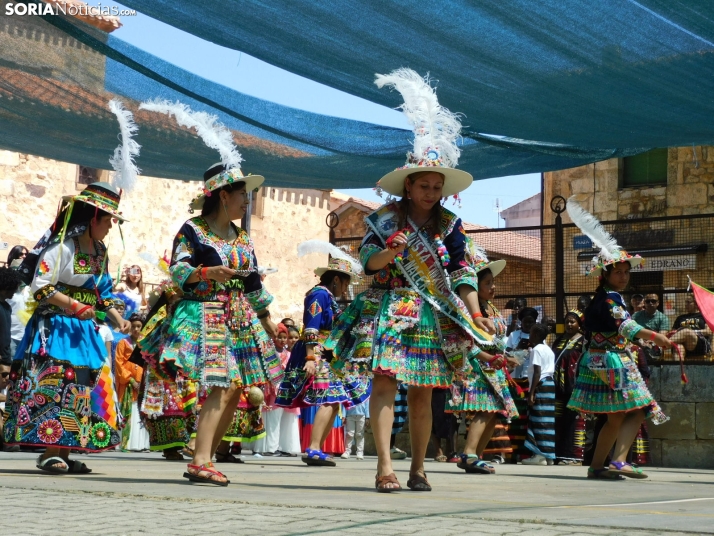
<box><xmin>1</xmin><ymin>0</ymin><xmax>712</xmax><ymax>187</ymax></box>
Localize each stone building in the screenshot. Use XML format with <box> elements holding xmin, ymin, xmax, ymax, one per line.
<box><xmin>543</xmin><ymin>147</ymin><xmax>714</xmax><ymax>468</ymax></box>
<box><xmin>543</xmin><ymin>147</ymin><xmax>714</xmax><ymax>314</ymax></box>
<box><xmin>0</xmin><ymin>150</ymin><xmax>331</xmax><ymax>320</ymax></box>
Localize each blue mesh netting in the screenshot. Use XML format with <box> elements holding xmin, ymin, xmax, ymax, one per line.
<box><xmin>1</xmin><ymin>0</ymin><xmax>711</xmax><ymax>187</ymax></box>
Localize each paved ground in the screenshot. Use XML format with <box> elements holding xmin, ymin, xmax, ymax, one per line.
<box><xmin>0</xmin><ymin>451</ymin><xmax>713</xmax><ymax>535</ymax></box>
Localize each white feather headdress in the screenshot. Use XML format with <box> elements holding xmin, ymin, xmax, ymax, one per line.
<box><xmin>108</xmin><ymin>99</ymin><xmax>141</xmax><ymax>192</ymax></box>
<box><xmin>375</xmin><ymin>68</ymin><xmax>462</xmax><ymax>168</ymax></box>
<box><xmin>566</xmin><ymin>197</ymin><xmax>621</xmax><ymax>262</ymax></box>
<box><xmin>139</xmin><ymin>99</ymin><xmax>242</xmax><ymax>170</ymax></box>
<box><xmin>297</xmin><ymin>240</ymin><xmax>362</xmax><ymax>275</ymax></box>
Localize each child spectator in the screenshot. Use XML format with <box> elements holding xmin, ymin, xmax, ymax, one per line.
<box><xmin>522</xmin><ymin>323</ymin><xmax>556</xmax><ymax>465</ymax></box>
<box><xmin>115</xmin><ymin>314</ymin><xmax>149</xmax><ymax>451</ymax></box>
<box><xmin>287</xmin><ymin>326</ymin><xmax>300</xmax><ymax>351</ymax></box>
<box><xmin>342</xmin><ymin>396</ymin><xmax>370</xmax><ymax>460</ymax></box>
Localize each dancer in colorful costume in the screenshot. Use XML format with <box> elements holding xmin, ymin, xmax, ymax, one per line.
<box><xmin>326</xmin><ymin>69</ymin><xmax>493</xmax><ymax>492</ymax></box>
<box><xmin>140</xmin><ymin>100</ymin><xmax>281</xmax><ymax>485</ymax></box>
<box><xmin>3</xmin><ymin>100</ymin><xmax>138</xmax><ymax>471</ymax></box>
<box><xmin>566</xmin><ymin>198</ymin><xmax>672</xmax><ymax>480</ymax></box>
<box><xmin>276</xmin><ymin>241</ymin><xmax>370</xmax><ymax>466</ymax></box>
<box><xmin>445</xmin><ymin>247</ymin><xmax>519</xmax><ymax>474</ymax></box>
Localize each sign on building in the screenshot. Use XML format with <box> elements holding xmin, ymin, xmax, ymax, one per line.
<box><xmin>578</xmin><ymin>254</ymin><xmax>697</xmax><ymax>275</ymax></box>
<box><xmin>573</xmin><ymin>235</ymin><xmax>592</xmax><ymax>249</ymax></box>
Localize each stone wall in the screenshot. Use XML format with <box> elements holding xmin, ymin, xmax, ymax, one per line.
<box><xmin>333</xmin><ymin>206</ymin><xmax>369</xmax><ymax>239</ymax></box>
<box><xmin>648</xmin><ymin>365</ymin><xmax>714</xmax><ymax>469</ymax></box>
<box><xmin>0</xmin><ymin>151</ymin><xmax>329</xmax><ymax>321</ymax></box>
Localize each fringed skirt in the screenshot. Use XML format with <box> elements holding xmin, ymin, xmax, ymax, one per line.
<box><xmin>524</xmin><ymin>378</ymin><xmax>556</xmax><ymax>460</ymax></box>
<box><xmin>326</xmin><ymin>288</ymin><xmax>458</xmax><ymax>387</ymax></box>
<box><xmin>157</xmin><ymin>298</ymin><xmax>283</xmax><ymax>389</ymax></box>
<box><xmin>568</xmin><ymin>350</ymin><xmax>668</xmax><ymax>424</ymax></box>
<box><xmin>276</xmin><ymin>341</ymin><xmax>370</xmax><ymax>409</ymax></box>
<box><xmin>445</xmin><ymin>366</ymin><xmax>517</xmax><ymax>419</ymax></box>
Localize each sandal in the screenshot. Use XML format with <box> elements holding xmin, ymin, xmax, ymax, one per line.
<box><xmin>65</xmin><ymin>459</ymin><xmax>92</xmax><ymax>474</ymax></box>
<box><xmin>609</xmin><ymin>461</ymin><xmax>648</xmax><ymax>479</ymax></box>
<box><xmin>375</xmin><ymin>472</ymin><xmax>402</xmax><ymax>493</ymax></box>
<box><xmin>183</xmin><ymin>463</ymin><xmax>229</xmax><ymax>486</ymax></box>
<box><xmin>434</xmin><ymin>454</ymin><xmax>447</xmax><ymax>462</ymax></box>
<box><xmin>302</xmin><ymin>448</ymin><xmax>336</xmax><ymax>467</ymax></box>
<box><xmin>407</xmin><ymin>471</ymin><xmax>432</xmax><ymax>491</ymax></box>
<box><xmin>163</xmin><ymin>450</ymin><xmax>185</xmax><ymax>461</ymax></box>
<box><xmin>457</xmin><ymin>454</ymin><xmax>495</xmax><ymax>474</ymax></box>
<box><xmin>180</xmin><ymin>447</ymin><xmax>195</xmax><ymax>458</ymax></box>
<box><xmin>587</xmin><ymin>467</ymin><xmax>625</xmax><ymax>480</ymax></box>
<box><xmin>215</xmin><ymin>452</ymin><xmax>244</xmax><ymax>464</ymax></box>
<box><xmin>36</xmin><ymin>455</ymin><xmax>68</xmax><ymax>474</ymax></box>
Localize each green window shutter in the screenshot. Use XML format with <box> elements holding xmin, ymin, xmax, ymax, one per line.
<box><xmin>622</xmin><ymin>148</ymin><xmax>668</xmax><ymax>187</ymax></box>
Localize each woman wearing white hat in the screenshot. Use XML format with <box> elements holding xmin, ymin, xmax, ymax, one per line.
<box><xmin>326</xmin><ymin>69</ymin><xmax>495</xmax><ymax>492</ymax></box>
<box><xmin>140</xmin><ymin>100</ymin><xmax>282</xmax><ymax>486</ymax></box>
<box><xmin>444</xmin><ymin>243</ymin><xmax>520</xmax><ymax>474</ymax></box>
<box><xmin>4</xmin><ymin>100</ymin><xmax>135</xmax><ymax>473</ymax></box>
<box><xmin>566</xmin><ymin>199</ymin><xmax>672</xmax><ymax>480</ymax></box>
<box><xmin>276</xmin><ymin>242</ymin><xmax>370</xmax><ymax>466</ymax></box>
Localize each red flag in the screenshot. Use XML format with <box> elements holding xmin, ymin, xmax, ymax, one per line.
<box><xmin>690</xmin><ymin>281</ymin><xmax>714</xmax><ymax>332</ymax></box>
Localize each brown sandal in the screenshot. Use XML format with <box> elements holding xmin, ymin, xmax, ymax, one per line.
<box><xmin>375</xmin><ymin>472</ymin><xmax>402</xmax><ymax>493</ymax></box>
<box><xmin>407</xmin><ymin>471</ymin><xmax>432</xmax><ymax>491</ymax></box>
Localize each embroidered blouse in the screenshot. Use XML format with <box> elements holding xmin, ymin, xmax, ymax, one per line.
<box><xmin>169</xmin><ymin>216</ymin><xmax>272</xmax><ymax>311</ymax></box>
<box><xmin>32</xmin><ymin>237</ymin><xmax>115</xmax><ymax>315</ymax></box>
<box><xmin>359</xmin><ymin>204</ymin><xmax>475</xmax><ymax>292</ymax></box>
<box><xmin>584</xmin><ymin>288</ymin><xmax>643</xmax><ymax>352</ymax></box>
<box><xmin>301</xmin><ymin>286</ymin><xmax>339</xmax><ymax>347</ymax></box>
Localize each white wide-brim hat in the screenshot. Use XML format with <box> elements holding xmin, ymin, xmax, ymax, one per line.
<box><xmin>378</xmin><ymin>165</ymin><xmax>473</xmax><ymax>198</ymax></box>
<box><xmin>474</xmin><ymin>259</ymin><xmax>506</xmax><ymax>278</ymax></box>
<box><xmin>190</xmin><ymin>163</ymin><xmax>265</xmax><ymax>211</ymax></box>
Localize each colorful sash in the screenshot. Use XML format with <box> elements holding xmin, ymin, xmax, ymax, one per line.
<box><xmin>366</xmin><ymin>205</ymin><xmax>492</xmax><ymax>346</ymax></box>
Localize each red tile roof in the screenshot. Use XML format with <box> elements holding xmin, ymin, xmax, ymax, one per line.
<box><xmin>43</xmin><ymin>0</ymin><xmax>122</xmax><ymax>32</ymax></box>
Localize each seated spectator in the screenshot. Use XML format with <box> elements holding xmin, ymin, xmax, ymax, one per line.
<box><xmin>287</xmin><ymin>326</ymin><xmax>300</xmax><ymax>351</ymax></box>
<box><xmin>506</xmin><ymin>297</ymin><xmax>528</xmax><ymax>335</ymax></box>
<box><xmin>670</xmin><ymin>295</ymin><xmax>712</xmax><ymax>359</ymax></box>
<box><xmin>6</xmin><ymin>245</ymin><xmax>28</xmax><ymax>267</ymax></box>
<box><xmin>507</xmin><ymin>307</ymin><xmax>538</xmax><ymax>378</ymax></box>
<box><xmin>280</xmin><ymin>318</ymin><xmax>296</xmax><ymax>328</ymax></box>
<box><xmin>629</xmin><ymin>293</ymin><xmax>644</xmax><ymax>315</ymax></box>
<box><xmin>576</xmin><ymin>294</ymin><xmax>592</xmax><ymax>313</ymax></box>
<box><xmin>633</xmin><ymin>294</ymin><xmax>670</xmax><ymax>333</ymax></box>
<box><xmin>633</xmin><ymin>293</ymin><xmax>671</xmax><ymax>361</ymax></box>
<box><xmin>0</xmin><ymin>268</ymin><xmax>22</xmax><ymax>366</ymax></box>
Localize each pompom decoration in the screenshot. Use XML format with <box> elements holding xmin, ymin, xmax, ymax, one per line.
<box><xmin>434</xmin><ymin>234</ymin><xmax>450</xmax><ymax>267</ymax></box>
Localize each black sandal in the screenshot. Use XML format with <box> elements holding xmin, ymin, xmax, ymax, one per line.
<box><xmin>407</xmin><ymin>471</ymin><xmax>432</xmax><ymax>491</ymax></box>
<box><xmin>215</xmin><ymin>452</ymin><xmax>244</xmax><ymax>464</ymax></box>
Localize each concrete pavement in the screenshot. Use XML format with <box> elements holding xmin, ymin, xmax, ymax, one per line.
<box><xmin>0</xmin><ymin>451</ymin><xmax>712</xmax><ymax>535</ymax></box>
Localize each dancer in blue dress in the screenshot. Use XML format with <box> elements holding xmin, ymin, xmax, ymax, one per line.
<box><xmin>276</xmin><ymin>244</ymin><xmax>370</xmax><ymax>466</ymax></box>
<box><xmin>4</xmin><ymin>182</ymin><xmax>131</xmax><ymax>472</ymax></box>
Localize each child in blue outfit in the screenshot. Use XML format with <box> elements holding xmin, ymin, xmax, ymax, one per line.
<box><xmin>342</xmin><ymin>396</ymin><xmax>370</xmax><ymax>460</ymax></box>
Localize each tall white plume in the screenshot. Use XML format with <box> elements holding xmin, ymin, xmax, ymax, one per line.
<box><xmin>375</xmin><ymin>68</ymin><xmax>462</xmax><ymax>167</ymax></box>
<box><xmin>108</xmin><ymin>99</ymin><xmax>140</xmax><ymax>192</ymax></box>
<box><xmin>297</xmin><ymin>240</ymin><xmax>362</xmax><ymax>274</ymax></box>
<box><xmin>566</xmin><ymin>197</ymin><xmax>621</xmax><ymax>261</ymax></box>
<box><xmin>139</xmin><ymin>99</ymin><xmax>242</xmax><ymax>170</ymax></box>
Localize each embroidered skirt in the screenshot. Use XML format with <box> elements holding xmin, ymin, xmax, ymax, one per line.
<box><xmin>326</xmin><ymin>288</ymin><xmax>457</xmax><ymax>387</ymax></box>
<box><xmin>276</xmin><ymin>340</ymin><xmax>370</xmax><ymax>409</ymax></box>
<box><xmin>157</xmin><ymin>298</ymin><xmax>282</xmax><ymax>389</ymax></box>
<box><xmin>446</xmin><ymin>366</ymin><xmax>518</xmax><ymax>419</ymax></box>
<box><xmin>568</xmin><ymin>350</ymin><xmax>668</xmax><ymax>424</ymax></box>
<box><xmin>3</xmin><ymin>314</ymin><xmax>120</xmax><ymax>451</ymax></box>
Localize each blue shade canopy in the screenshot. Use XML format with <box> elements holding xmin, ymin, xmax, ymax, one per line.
<box><xmin>118</xmin><ymin>0</ymin><xmax>714</xmax><ymax>148</ymax></box>
<box><xmin>2</xmin><ymin>1</ymin><xmax>710</xmax><ymax>187</ymax></box>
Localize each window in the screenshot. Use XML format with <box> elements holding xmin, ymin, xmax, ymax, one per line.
<box><xmin>621</xmin><ymin>148</ymin><xmax>667</xmax><ymax>188</ymax></box>
<box><xmin>77</xmin><ymin>165</ymin><xmax>98</xmax><ymax>185</ymax></box>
